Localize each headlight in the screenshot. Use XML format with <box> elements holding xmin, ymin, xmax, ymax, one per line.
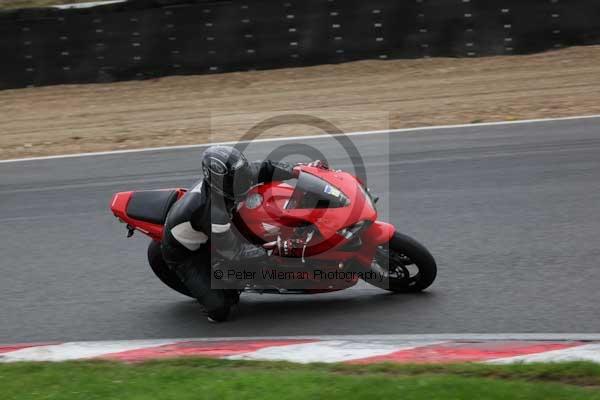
<box><xmin>338</xmin><ymin>220</ymin><xmax>370</xmax><ymax>240</ymax></box>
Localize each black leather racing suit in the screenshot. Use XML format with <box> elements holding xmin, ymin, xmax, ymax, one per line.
<box><xmin>161</xmin><ymin>160</ymin><xmax>294</xmax><ymax>308</ymax></box>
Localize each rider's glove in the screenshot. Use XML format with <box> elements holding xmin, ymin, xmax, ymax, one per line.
<box><xmin>275</xmin><ymin>236</ymin><xmax>305</xmax><ymax>258</ymax></box>
<box><xmin>292</xmin><ymin>160</ymin><xmax>328</xmax><ymax>177</ymax></box>
<box><xmin>307</xmin><ymin>160</ymin><xmax>329</xmax><ymax>169</ymax></box>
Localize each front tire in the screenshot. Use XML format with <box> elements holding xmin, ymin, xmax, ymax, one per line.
<box><xmin>368</xmin><ymin>232</ymin><xmax>437</xmax><ymax>293</ymax></box>
<box><xmin>147</xmin><ymin>240</ymin><xmax>193</xmax><ymax>298</ymax></box>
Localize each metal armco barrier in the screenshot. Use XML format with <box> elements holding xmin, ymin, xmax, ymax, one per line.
<box><xmin>1</xmin><ymin>0</ymin><xmax>599</xmax><ymax>89</ymax></box>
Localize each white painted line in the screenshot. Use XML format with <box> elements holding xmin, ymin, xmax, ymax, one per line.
<box><xmin>2</xmin><ymin>114</ymin><xmax>600</xmax><ymax>164</ymax></box>
<box><xmin>52</xmin><ymin>0</ymin><xmax>125</xmax><ymax>9</ymax></box>
<box><xmin>227</xmin><ymin>340</ymin><xmax>445</xmax><ymax>363</ymax></box>
<box><xmin>0</xmin><ymin>339</ymin><xmax>177</xmax><ymax>362</ymax></box>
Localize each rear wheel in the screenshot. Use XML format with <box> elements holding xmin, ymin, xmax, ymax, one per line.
<box><xmin>368</xmin><ymin>232</ymin><xmax>437</xmax><ymax>293</ymax></box>
<box><xmin>147</xmin><ymin>240</ymin><xmax>193</xmax><ymax>298</ymax></box>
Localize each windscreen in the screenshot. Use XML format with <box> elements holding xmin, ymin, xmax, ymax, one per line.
<box><xmin>285</xmin><ymin>172</ymin><xmax>350</xmax><ymax>209</ymax></box>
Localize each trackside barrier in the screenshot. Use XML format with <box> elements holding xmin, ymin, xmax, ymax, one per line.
<box><xmin>1</xmin><ymin>0</ymin><xmax>599</xmax><ymax>89</ymax></box>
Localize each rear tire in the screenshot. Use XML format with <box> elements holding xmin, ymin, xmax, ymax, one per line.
<box><xmin>368</xmin><ymin>232</ymin><xmax>437</xmax><ymax>293</ymax></box>
<box><xmin>147</xmin><ymin>240</ymin><xmax>193</xmax><ymax>298</ymax></box>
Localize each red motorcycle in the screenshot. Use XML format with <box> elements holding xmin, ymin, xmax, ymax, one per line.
<box><xmin>110</xmin><ymin>164</ymin><xmax>437</xmax><ymax>320</ymax></box>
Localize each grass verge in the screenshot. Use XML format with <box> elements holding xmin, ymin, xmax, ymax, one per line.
<box><xmin>2</xmin><ymin>358</ymin><xmax>600</xmax><ymax>399</ymax></box>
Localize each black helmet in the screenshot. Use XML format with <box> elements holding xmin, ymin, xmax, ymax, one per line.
<box><xmin>202</xmin><ymin>145</ymin><xmax>254</xmax><ymax>201</ymax></box>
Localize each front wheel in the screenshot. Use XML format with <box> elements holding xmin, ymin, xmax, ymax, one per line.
<box><xmin>367</xmin><ymin>232</ymin><xmax>437</xmax><ymax>293</ymax></box>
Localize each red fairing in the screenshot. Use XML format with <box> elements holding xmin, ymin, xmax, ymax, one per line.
<box><xmin>364</xmin><ymin>221</ymin><xmax>396</xmax><ymax>246</ymax></box>
<box><xmin>236</xmin><ymin>167</ymin><xmax>378</xmax><ymax>248</ymax></box>
<box><xmin>234</xmin><ymin>167</ymin><xmax>391</xmax><ymax>290</ymax></box>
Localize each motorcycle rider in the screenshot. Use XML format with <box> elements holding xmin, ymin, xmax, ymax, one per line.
<box><xmin>162</xmin><ymin>145</ymin><xmax>320</xmax><ymax>321</ymax></box>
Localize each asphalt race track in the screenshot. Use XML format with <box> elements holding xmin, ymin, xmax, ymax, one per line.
<box><xmin>1</xmin><ymin>117</ymin><xmax>600</xmax><ymax>342</ymax></box>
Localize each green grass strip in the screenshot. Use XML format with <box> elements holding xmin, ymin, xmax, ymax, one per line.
<box><xmin>2</xmin><ymin>358</ymin><xmax>600</xmax><ymax>399</ymax></box>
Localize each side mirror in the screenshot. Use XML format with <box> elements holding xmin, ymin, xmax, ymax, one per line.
<box><xmin>367</xmin><ymin>188</ymin><xmax>379</xmax><ymax>204</ymax></box>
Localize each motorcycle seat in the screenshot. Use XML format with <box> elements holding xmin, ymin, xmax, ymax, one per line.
<box><xmin>126</xmin><ymin>190</ymin><xmax>179</xmax><ymax>225</ymax></box>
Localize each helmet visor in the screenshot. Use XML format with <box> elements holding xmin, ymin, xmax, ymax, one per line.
<box><xmin>231</xmin><ymin>165</ymin><xmax>255</xmax><ymax>201</ymax></box>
